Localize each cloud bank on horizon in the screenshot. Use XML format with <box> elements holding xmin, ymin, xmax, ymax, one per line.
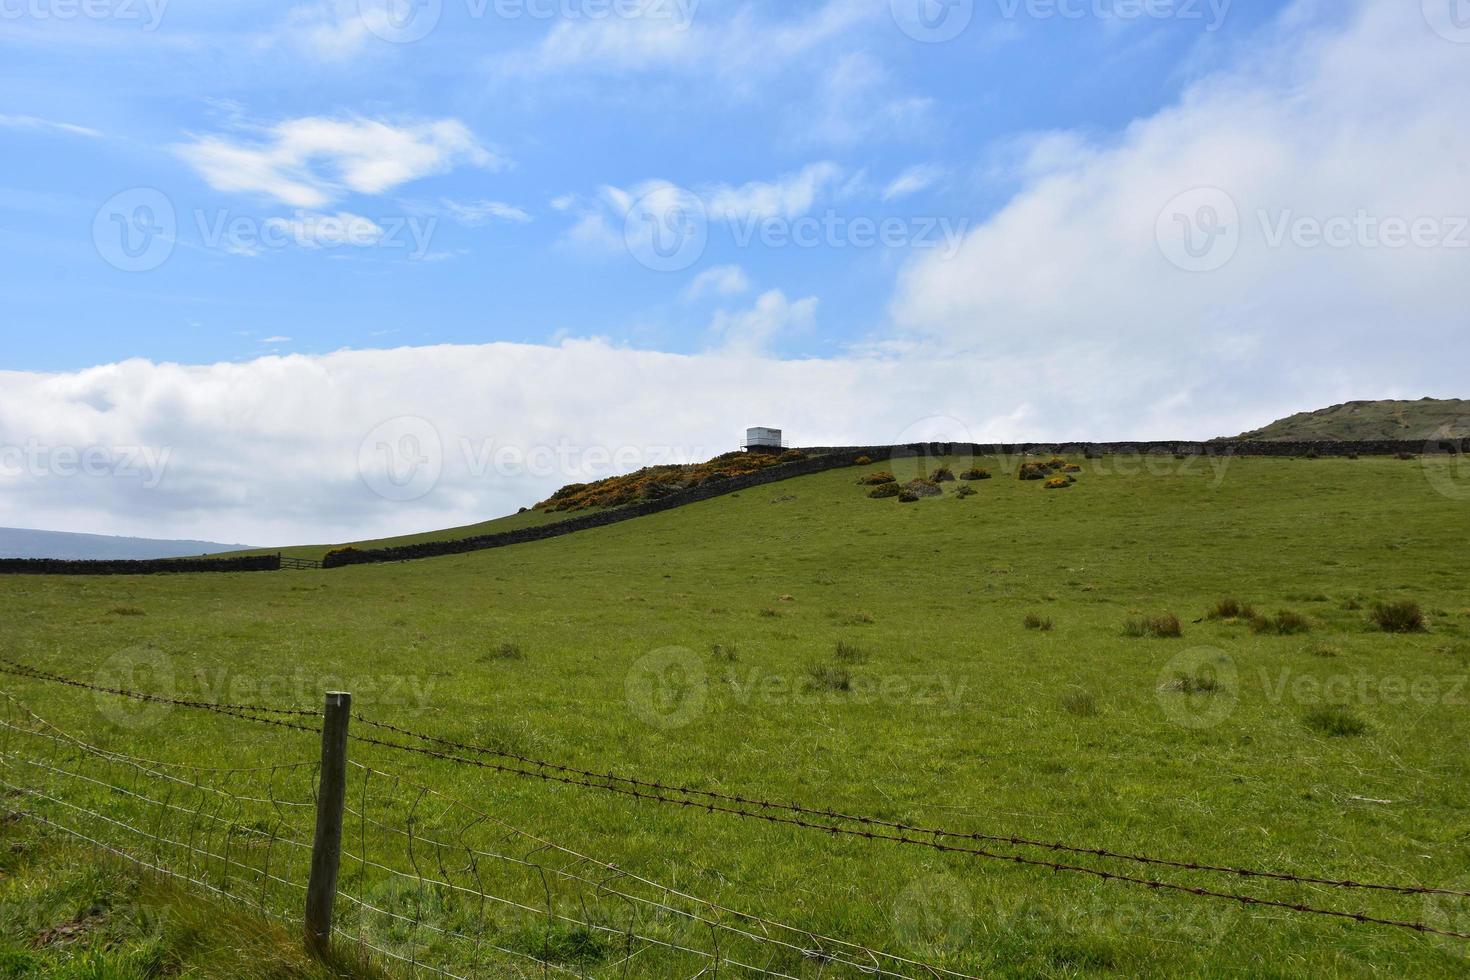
<box><xmin>1</xmin><ymin>0</ymin><xmax>1466</xmax><ymax>543</ymax></box>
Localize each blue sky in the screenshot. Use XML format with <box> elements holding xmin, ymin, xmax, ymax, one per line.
<box><xmin>2</xmin><ymin>0</ymin><xmax>1467</xmax><ymax>544</ymax></box>
<box><xmin>5</xmin><ymin>0</ymin><xmax>1283</xmax><ymax>370</ymax></box>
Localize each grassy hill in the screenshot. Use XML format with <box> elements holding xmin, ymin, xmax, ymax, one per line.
<box><xmin>3</xmin><ymin>451</ymin><xmax>1470</xmax><ymax>976</ymax></box>
<box><xmin>1234</xmin><ymin>398</ymin><xmax>1470</xmax><ymax>441</ymax></box>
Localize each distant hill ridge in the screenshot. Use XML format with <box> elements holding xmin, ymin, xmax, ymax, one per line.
<box><xmin>1234</xmin><ymin>398</ymin><xmax>1470</xmax><ymax>442</ymax></box>
<box><xmin>0</xmin><ymin>527</ymin><xmax>253</xmax><ymax>561</ymax></box>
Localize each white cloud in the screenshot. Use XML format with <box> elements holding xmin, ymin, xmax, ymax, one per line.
<box><xmin>892</xmin><ymin>0</ymin><xmax>1470</xmax><ymax>392</ymax></box>
<box><xmin>704</xmin><ymin>163</ymin><xmax>844</xmax><ymax>220</ymax></box>
<box><xmin>440</xmin><ymin>199</ymin><xmax>533</xmax><ymax>226</ymax></box>
<box><xmin>270</xmin><ymin>0</ymin><xmax>374</xmax><ymax>61</ymax></box>
<box><xmin>262</xmin><ymin>211</ymin><xmax>385</xmax><ymax>248</ymax></box>
<box><xmin>176</xmin><ymin>116</ymin><xmax>496</xmax><ymax>208</ymax></box>
<box><xmin>883</xmin><ymin>164</ymin><xmax>944</xmax><ymax>201</ymax></box>
<box><xmin>0</xmin><ymin>114</ymin><xmax>102</xmax><ymax>139</ymax></box>
<box><xmin>564</xmin><ymin>164</ymin><xmax>846</xmax><ymax>257</ymax></box>
<box><xmin>800</xmin><ymin>51</ymin><xmax>933</xmax><ymax>147</ymax></box>
<box><xmin>706</xmin><ymin>290</ymin><xmax>818</xmax><ymax>355</ymax></box>
<box><xmin>684</xmin><ymin>265</ymin><xmax>751</xmax><ymax>301</ymax></box>
<box><xmin>501</xmin><ymin>0</ymin><xmax>875</xmax><ymax>79</ymax></box>
<box><xmin>2</xmin><ymin>337</ymin><xmax>1433</xmax><ymax>546</ymax></box>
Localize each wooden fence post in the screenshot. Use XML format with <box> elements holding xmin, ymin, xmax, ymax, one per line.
<box><xmin>305</xmin><ymin>691</ymin><xmax>351</xmax><ymax>956</ymax></box>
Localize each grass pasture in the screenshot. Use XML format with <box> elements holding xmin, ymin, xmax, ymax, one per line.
<box><xmin>3</xmin><ymin>452</ymin><xmax>1470</xmax><ymax>977</ymax></box>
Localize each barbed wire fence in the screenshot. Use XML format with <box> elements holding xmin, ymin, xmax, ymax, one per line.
<box><xmin>2</xmin><ymin>655</ymin><xmax>1469</xmax><ymax>979</ymax></box>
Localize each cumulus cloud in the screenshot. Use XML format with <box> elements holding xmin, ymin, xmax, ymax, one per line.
<box><xmin>892</xmin><ymin>0</ymin><xmax>1470</xmax><ymax>399</ymax></box>
<box><xmin>706</xmin><ymin>290</ymin><xmax>818</xmax><ymax>354</ymax></box>
<box><xmin>176</xmin><ymin>116</ymin><xmax>497</xmax><ymax>208</ymax></box>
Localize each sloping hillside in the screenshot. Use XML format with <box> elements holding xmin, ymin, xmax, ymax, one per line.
<box><xmin>4</xmin><ymin>453</ymin><xmax>1470</xmax><ymax>975</ymax></box>
<box><xmin>1234</xmin><ymin>398</ymin><xmax>1469</xmax><ymax>441</ymax></box>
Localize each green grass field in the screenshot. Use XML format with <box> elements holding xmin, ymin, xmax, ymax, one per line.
<box><xmin>3</xmin><ymin>452</ymin><xmax>1470</xmax><ymax>977</ymax></box>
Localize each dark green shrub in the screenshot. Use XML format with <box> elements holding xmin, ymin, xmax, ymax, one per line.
<box><xmin>1043</xmin><ymin>476</ymin><xmax>1071</xmax><ymax>490</ymax></box>
<box><xmin>1018</xmin><ymin>462</ymin><xmax>1049</xmax><ymax>481</ymax></box>
<box><xmin>834</xmin><ymin>641</ymin><xmax>870</xmax><ymax>664</ymax></box>
<box><xmin>858</xmin><ymin>471</ymin><xmax>896</xmax><ymax>485</ymax></box>
<box><xmin>1371</xmin><ymin>600</ymin><xmax>1425</xmax><ymax>633</ymax></box>
<box><xmin>959</xmin><ymin>467</ymin><xmax>991</xmax><ymax>481</ymax></box>
<box><xmin>953</xmin><ymin>484</ymin><xmax>977</xmax><ymax>498</ymax></box>
<box><xmin>1023</xmin><ymin>613</ymin><xmax>1054</xmax><ymax>632</ymax></box>
<box><xmin>898</xmin><ymin>490</ymin><xmax>919</xmax><ymax>503</ymax></box>
<box><xmin>930</xmin><ymin>465</ymin><xmax>956</xmax><ymax>483</ymax></box>
<box><xmin>868</xmin><ymin>483</ymin><xmax>901</xmax><ymax>499</ymax></box>
<box><xmin>854</xmin><ymin>455</ymin><xmax>872</xmax><ymax>465</ymax></box>
<box><xmin>903</xmin><ymin>480</ymin><xmax>943</xmax><ymax>498</ymax></box>
<box><xmin>1397</xmin><ymin>452</ymin><xmax>1417</xmax><ymax>461</ymax></box>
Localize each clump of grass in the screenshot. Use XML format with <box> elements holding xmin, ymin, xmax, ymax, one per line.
<box><xmin>1060</xmin><ymin>689</ymin><xmax>1098</xmax><ymax>717</ymax></box>
<box><xmin>1023</xmin><ymin>613</ymin><xmax>1054</xmax><ymax>632</ymax></box>
<box><xmin>1306</xmin><ymin>642</ymin><xmax>1341</xmax><ymax>658</ymax></box>
<box><xmin>1017</xmin><ymin>462</ymin><xmax>1049</xmax><ymax>481</ymax></box>
<box><xmin>805</xmin><ymin>662</ymin><xmax>852</xmax><ymax>692</ymax></box>
<box><xmin>483</xmin><ymin>641</ymin><xmax>524</xmax><ymax>661</ymax></box>
<box><xmin>710</xmin><ymin>643</ymin><xmax>739</xmax><ymax>662</ymax></box>
<box><xmin>953</xmin><ymin>484</ymin><xmax>977</xmax><ymax>498</ymax></box>
<box><xmin>1304</xmin><ymin>705</ymin><xmax>1369</xmax><ymax>737</ymax></box>
<box><xmin>868</xmin><ymin>483</ymin><xmax>901</xmax><ymax>499</ymax></box>
<box><xmin>758</xmin><ymin>607</ymin><xmax>780</xmax><ymax>618</ymax></box>
<box><xmin>1371</xmin><ymin>600</ymin><xmax>1425</xmax><ymax>633</ymax></box>
<box><xmin>858</xmin><ymin>470</ymin><xmax>896</xmax><ymax>486</ymax></box>
<box><xmin>833</xmin><ymin>640</ymin><xmax>870</xmax><ymax>664</ymax></box>
<box><xmin>1250</xmin><ymin>610</ymin><xmax>1311</xmax><ymax>635</ymax></box>
<box><xmin>959</xmin><ymin>467</ymin><xmax>992</xmax><ymax>481</ymax></box>
<box><xmin>845</xmin><ymin>611</ymin><xmax>875</xmax><ymax>625</ymax></box>
<box><xmin>1206</xmin><ymin>597</ymin><xmax>1255</xmax><ymax>621</ymax></box>
<box><xmin>1123</xmin><ymin>613</ymin><xmax>1183</xmax><ymax>638</ymax></box>
<box><xmin>107</xmin><ymin>606</ymin><xmax>146</xmax><ymax>617</ymax></box>
<box><xmin>930</xmin><ymin>465</ymin><xmax>956</xmax><ymax>483</ymax></box>
<box><xmin>1166</xmin><ymin>670</ymin><xmax>1222</xmax><ymax>694</ymax></box>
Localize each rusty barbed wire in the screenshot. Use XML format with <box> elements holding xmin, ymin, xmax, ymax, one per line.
<box><xmin>6</xmin><ymin>659</ymin><xmax>1470</xmax><ymax>945</ymax></box>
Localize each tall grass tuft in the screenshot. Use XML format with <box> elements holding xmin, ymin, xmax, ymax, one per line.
<box><xmin>1371</xmin><ymin>600</ymin><xmax>1425</xmax><ymax>633</ymax></box>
